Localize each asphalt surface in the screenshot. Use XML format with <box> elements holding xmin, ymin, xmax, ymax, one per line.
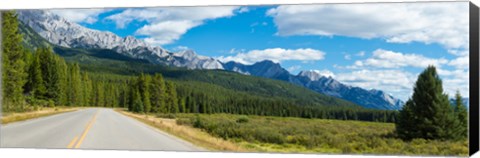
<box><xmin>0</xmin><ymin>108</ymin><xmax>203</xmax><ymax>151</ymax></box>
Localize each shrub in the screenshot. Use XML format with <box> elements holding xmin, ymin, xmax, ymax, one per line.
<box><xmin>156</xmin><ymin>113</ymin><xmax>176</xmax><ymax>119</ymax></box>
<box><xmin>47</xmin><ymin>100</ymin><xmax>55</xmax><ymax>107</ymax></box>
<box><xmin>176</xmin><ymin>118</ymin><xmax>191</xmax><ymax>126</ymax></box>
<box><xmin>236</xmin><ymin>116</ymin><xmax>249</xmax><ymax>123</ymax></box>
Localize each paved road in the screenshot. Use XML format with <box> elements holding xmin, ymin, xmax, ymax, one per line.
<box><xmin>0</xmin><ymin>108</ymin><xmax>203</xmax><ymax>151</ymax></box>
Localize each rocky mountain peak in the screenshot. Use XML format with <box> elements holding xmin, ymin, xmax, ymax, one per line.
<box><xmin>17</xmin><ymin>10</ymin><xmax>223</xmax><ymax>70</ymax></box>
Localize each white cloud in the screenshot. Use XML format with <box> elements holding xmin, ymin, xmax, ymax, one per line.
<box><xmin>344</xmin><ymin>54</ymin><xmax>351</xmax><ymax>60</ymax></box>
<box><xmin>351</xmin><ymin>49</ymin><xmax>448</xmax><ymax>69</ymax></box>
<box><xmin>217</xmin><ymin>48</ymin><xmax>325</xmax><ymax>64</ymax></box>
<box><xmin>267</xmin><ymin>3</ymin><xmax>468</xmax><ymax>49</ymax></box>
<box><xmin>51</xmin><ymin>9</ymin><xmax>109</xmax><ymax>24</ymax></box>
<box><xmin>448</xmin><ymin>49</ymin><xmax>469</xmax><ymax>56</ymax></box>
<box><xmin>312</xmin><ymin>69</ymin><xmax>335</xmax><ymax>78</ymax></box>
<box><xmin>106</xmin><ymin>7</ymin><xmax>241</xmax><ymax>45</ymax></box>
<box><xmin>171</xmin><ymin>45</ymin><xmax>190</xmax><ymax>52</ymax></box>
<box><xmin>356</xmin><ymin>51</ymin><xmax>365</xmax><ymax>57</ymax></box>
<box><xmin>448</xmin><ymin>56</ymin><xmax>469</xmax><ymax>69</ymax></box>
<box><xmin>336</xmin><ymin>69</ymin><xmax>416</xmax><ymax>100</ymax></box>
<box><xmin>341</xmin><ymin>48</ymin><xmax>470</xmax><ymax>100</ymax></box>
<box><xmin>287</xmin><ymin>65</ymin><xmax>302</xmax><ymax>73</ymax></box>
<box><xmin>238</xmin><ymin>7</ymin><xmax>250</xmax><ymax>13</ymax></box>
<box><xmin>438</xmin><ymin>68</ymin><xmax>469</xmax><ymax>98</ymax></box>
<box><xmin>137</xmin><ymin>20</ymin><xmax>200</xmax><ymax>45</ymax></box>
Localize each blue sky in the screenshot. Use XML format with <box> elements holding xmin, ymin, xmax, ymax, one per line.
<box><xmin>50</xmin><ymin>2</ymin><xmax>469</xmax><ymax>100</ymax></box>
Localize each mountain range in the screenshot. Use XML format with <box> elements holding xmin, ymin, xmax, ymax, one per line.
<box><xmin>17</xmin><ymin>10</ymin><xmax>405</xmax><ymax>110</ymax></box>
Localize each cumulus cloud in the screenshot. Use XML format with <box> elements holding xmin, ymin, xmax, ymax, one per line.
<box><xmin>51</xmin><ymin>9</ymin><xmax>109</xmax><ymax>24</ymax></box>
<box><xmin>267</xmin><ymin>2</ymin><xmax>468</xmax><ymax>49</ymax></box>
<box><xmin>448</xmin><ymin>56</ymin><xmax>469</xmax><ymax>69</ymax></box>
<box><xmin>216</xmin><ymin>48</ymin><xmax>326</xmax><ymax>64</ymax></box>
<box><xmin>340</xmin><ymin>48</ymin><xmax>470</xmax><ymax>100</ymax></box>
<box><xmin>137</xmin><ymin>20</ymin><xmax>200</xmax><ymax>46</ymax></box>
<box><xmin>312</xmin><ymin>69</ymin><xmax>336</xmax><ymax>78</ymax></box>
<box><xmin>356</xmin><ymin>51</ymin><xmax>365</xmax><ymax>57</ymax></box>
<box><xmin>105</xmin><ymin>7</ymin><xmax>243</xmax><ymax>45</ymax></box>
<box><xmin>287</xmin><ymin>65</ymin><xmax>302</xmax><ymax>73</ymax></box>
<box><xmin>350</xmin><ymin>49</ymin><xmax>448</xmax><ymax>69</ymax></box>
<box><xmin>336</xmin><ymin>69</ymin><xmax>416</xmax><ymax>100</ymax></box>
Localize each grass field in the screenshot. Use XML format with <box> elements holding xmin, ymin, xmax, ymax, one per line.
<box><xmin>138</xmin><ymin>113</ymin><xmax>467</xmax><ymax>156</ymax></box>
<box><xmin>1</xmin><ymin>107</ymin><xmax>78</xmax><ymax>124</ymax></box>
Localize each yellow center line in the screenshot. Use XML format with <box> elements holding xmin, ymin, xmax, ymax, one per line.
<box><xmin>67</xmin><ymin>136</ymin><xmax>79</xmax><ymax>148</ymax></box>
<box><xmin>66</xmin><ymin>109</ymin><xmax>99</xmax><ymax>149</ymax></box>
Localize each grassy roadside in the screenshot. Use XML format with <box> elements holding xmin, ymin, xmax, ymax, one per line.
<box><xmin>118</xmin><ymin>110</ymin><xmax>468</xmax><ymax>156</ymax></box>
<box><xmin>1</xmin><ymin>107</ymin><xmax>79</xmax><ymax>124</ymax></box>
<box><xmin>117</xmin><ymin>109</ymin><xmax>249</xmax><ymax>152</ymax></box>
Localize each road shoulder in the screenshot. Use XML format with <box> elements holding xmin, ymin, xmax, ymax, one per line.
<box><xmin>116</xmin><ymin>109</ymin><xmax>248</xmax><ymax>152</ymax></box>
<box><xmin>1</xmin><ymin>107</ymin><xmax>79</xmax><ymax>125</ymax></box>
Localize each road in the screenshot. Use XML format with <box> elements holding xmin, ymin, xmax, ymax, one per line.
<box><xmin>0</xmin><ymin>108</ymin><xmax>203</xmax><ymax>151</ymax></box>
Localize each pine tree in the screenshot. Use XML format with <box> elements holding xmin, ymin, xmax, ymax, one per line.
<box><xmin>452</xmin><ymin>91</ymin><xmax>468</xmax><ymax>140</ymax></box>
<box><xmin>166</xmin><ymin>81</ymin><xmax>178</xmax><ymax>113</ymax></box>
<box><xmin>2</xmin><ymin>11</ymin><xmax>28</xmax><ymax>111</ymax></box>
<box><xmin>26</xmin><ymin>50</ymin><xmax>46</xmax><ymax>99</ymax></box>
<box><xmin>139</xmin><ymin>74</ymin><xmax>152</xmax><ymax>113</ymax></box>
<box><xmin>179</xmin><ymin>97</ymin><xmax>186</xmax><ymax>113</ymax></box>
<box><xmin>395</xmin><ymin>66</ymin><xmax>458</xmax><ymax>140</ymax></box>
<box><xmin>96</xmin><ymin>81</ymin><xmax>105</xmax><ymax>107</ymax></box>
<box><xmin>81</xmin><ymin>72</ymin><xmax>92</xmax><ymax>107</ymax></box>
<box><xmin>133</xmin><ymin>88</ymin><xmax>144</xmax><ymax>113</ymax></box>
<box><xmin>67</xmin><ymin>63</ymin><xmax>82</xmax><ymax>106</ymax></box>
<box><xmin>150</xmin><ymin>74</ymin><xmax>166</xmax><ymax>113</ymax></box>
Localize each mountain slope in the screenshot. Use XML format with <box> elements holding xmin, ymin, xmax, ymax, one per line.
<box><xmin>223</xmin><ymin>61</ymin><xmax>404</xmax><ymax>110</ymax></box>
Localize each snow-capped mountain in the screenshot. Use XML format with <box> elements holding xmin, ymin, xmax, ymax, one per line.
<box><xmin>224</xmin><ymin>61</ymin><xmax>404</xmax><ymax>110</ymax></box>
<box><xmin>295</xmin><ymin>70</ymin><xmax>404</xmax><ymax>110</ymax></box>
<box><xmin>17</xmin><ymin>10</ymin><xmax>223</xmax><ymax>70</ymax></box>
<box><xmin>17</xmin><ymin>9</ymin><xmax>404</xmax><ymax>110</ymax></box>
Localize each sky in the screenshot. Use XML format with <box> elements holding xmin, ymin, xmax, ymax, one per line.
<box><xmin>49</xmin><ymin>2</ymin><xmax>469</xmax><ymax>101</ymax></box>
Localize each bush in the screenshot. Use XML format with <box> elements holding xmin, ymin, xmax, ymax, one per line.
<box><xmin>176</xmin><ymin>118</ymin><xmax>191</xmax><ymax>126</ymax></box>
<box><xmin>47</xmin><ymin>100</ymin><xmax>55</xmax><ymax>107</ymax></box>
<box><xmin>236</xmin><ymin>116</ymin><xmax>249</xmax><ymax>123</ymax></box>
<box><xmin>156</xmin><ymin>113</ymin><xmax>176</xmax><ymax>119</ymax></box>
<box><xmin>193</xmin><ymin>115</ymin><xmax>204</xmax><ymax>128</ymax></box>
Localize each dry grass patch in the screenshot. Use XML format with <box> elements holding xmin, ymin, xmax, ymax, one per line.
<box><xmin>117</xmin><ymin>110</ymin><xmax>249</xmax><ymax>152</ymax></box>
<box><xmin>2</xmin><ymin>107</ymin><xmax>79</xmax><ymax>124</ymax></box>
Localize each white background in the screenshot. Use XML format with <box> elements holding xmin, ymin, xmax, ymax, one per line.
<box><xmin>0</xmin><ymin>0</ymin><xmax>477</xmax><ymax>158</ymax></box>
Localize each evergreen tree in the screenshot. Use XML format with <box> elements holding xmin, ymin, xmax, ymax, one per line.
<box><xmin>133</xmin><ymin>88</ymin><xmax>144</xmax><ymax>113</ymax></box>
<box><xmin>95</xmin><ymin>81</ymin><xmax>105</xmax><ymax>107</ymax></box>
<box><xmin>179</xmin><ymin>97</ymin><xmax>186</xmax><ymax>113</ymax></box>
<box><xmin>395</xmin><ymin>66</ymin><xmax>458</xmax><ymax>140</ymax></box>
<box><xmin>139</xmin><ymin>74</ymin><xmax>152</xmax><ymax>113</ymax></box>
<box><xmin>453</xmin><ymin>91</ymin><xmax>468</xmax><ymax>140</ymax></box>
<box><xmin>67</xmin><ymin>63</ymin><xmax>82</xmax><ymax>106</ymax></box>
<box><xmin>81</xmin><ymin>72</ymin><xmax>93</xmax><ymax>107</ymax></box>
<box><xmin>150</xmin><ymin>74</ymin><xmax>166</xmax><ymax>113</ymax></box>
<box><xmin>166</xmin><ymin>82</ymin><xmax>178</xmax><ymax>113</ymax></box>
<box><xmin>2</xmin><ymin>11</ymin><xmax>28</xmax><ymax>111</ymax></box>
<box><xmin>25</xmin><ymin>50</ymin><xmax>46</xmax><ymax>99</ymax></box>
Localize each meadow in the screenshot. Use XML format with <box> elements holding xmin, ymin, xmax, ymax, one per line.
<box><xmin>171</xmin><ymin>113</ymin><xmax>467</xmax><ymax>156</ymax></box>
